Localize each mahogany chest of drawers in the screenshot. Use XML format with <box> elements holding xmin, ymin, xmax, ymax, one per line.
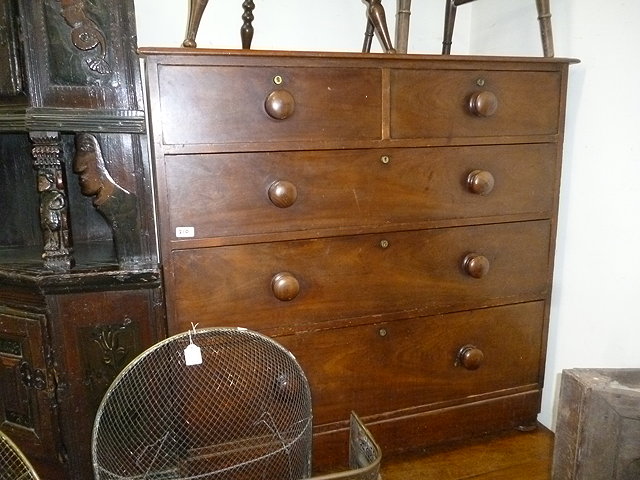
<box><xmin>141</xmin><ymin>48</ymin><xmax>573</xmax><ymax>468</ymax></box>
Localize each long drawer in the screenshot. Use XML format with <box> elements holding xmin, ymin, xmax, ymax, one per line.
<box><xmin>163</xmin><ymin>144</ymin><xmax>557</xmax><ymax>242</ymax></box>
<box><xmin>390</xmin><ymin>69</ymin><xmax>562</xmax><ymax>139</ymax></box>
<box><xmin>167</xmin><ymin>221</ymin><xmax>551</xmax><ymax>333</ymax></box>
<box><xmin>277</xmin><ymin>301</ymin><xmax>545</xmax><ymax>426</ymax></box>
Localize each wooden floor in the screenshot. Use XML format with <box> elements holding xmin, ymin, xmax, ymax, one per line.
<box><xmin>381</xmin><ymin>426</ymin><xmax>554</xmax><ymax>480</ymax></box>
<box><xmin>30</xmin><ymin>426</ymin><xmax>554</xmax><ymax>479</ymax></box>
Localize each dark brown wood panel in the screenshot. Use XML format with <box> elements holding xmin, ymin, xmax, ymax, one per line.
<box><xmin>168</xmin><ymin>221</ymin><xmax>551</xmax><ymax>333</ymax></box>
<box><xmin>0</xmin><ymin>310</ymin><xmax>58</xmax><ymax>461</ymax></box>
<box><xmin>155</xmin><ymin>65</ymin><xmax>382</xmax><ymax>146</ymax></box>
<box><xmin>390</xmin><ymin>69</ymin><xmax>561</xmax><ymax>139</ymax></box>
<box><xmin>278</xmin><ymin>301</ymin><xmax>544</xmax><ymax>425</ymax></box>
<box><xmin>163</xmin><ymin>143</ymin><xmax>557</xmax><ymax>242</ymax></box>
<box><xmin>0</xmin><ymin>0</ymin><xmax>23</xmax><ymax>99</ymax></box>
<box><xmin>47</xmin><ymin>288</ymin><xmax>165</xmax><ymax>478</ymax></box>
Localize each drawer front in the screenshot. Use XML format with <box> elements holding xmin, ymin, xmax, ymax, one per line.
<box><xmin>155</xmin><ymin>65</ymin><xmax>382</xmax><ymax>146</ymax></box>
<box><xmin>168</xmin><ymin>221</ymin><xmax>551</xmax><ymax>333</ymax></box>
<box><xmin>163</xmin><ymin>144</ymin><xmax>556</xmax><ymax>241</ymax></box>
<box><xmin>278</xmin><ymin>301</ymin><xmax>545</xmax><ymax>425</ymax></box>
<box><xmin>390</xmin><ymin>69</ymin><xmax>561</xmax><ymax>139</ymax></box>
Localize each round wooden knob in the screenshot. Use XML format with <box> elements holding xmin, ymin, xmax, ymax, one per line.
<box><xmin>457</xmin><ymin>345</ymin><xmax>484</xmax><ymax>370</ymax></box>
<box><xmin>463</xmin><ymin>253</ymin><xmax>490</xmax><ymax>279</ymax></box>
<box><xmin>265</xmin><ymin>89</ymin><xmax>295</xmax><ymax>120</ymax></box>
<box><xmin>467</xmin><ymin>170</ymin><xmax>495</xmax><ymax>195</ymax></box>
<box><xmin>468</xmin><ymin>91</ymin><xmax>498</xmax><ymax>117</ymax></box>
<box><xmin>268</xmin><ymin>180</ymin><xmax>298</xmax><ymax>208</ymax></box>
<box><xmin>271</xmin><ymin>272</ymin><xmax>300</xmax><ymax>301</ymax></box>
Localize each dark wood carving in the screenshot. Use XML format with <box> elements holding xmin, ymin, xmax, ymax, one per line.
<box><xmin>59</xmin><ymin>0</ymin><xmax>112</xmax><ymax>75</ymax></box>
<box><xmin>13</xmin><ymin>0</ymin><xmax>145</xmax><ymax>132</ymax></box>
<box><xmin>31</xmin><ymin>131</ymin><xmax>74</xmax><ymax>271</ymax></box>
<box><xmin>79</xmin><ymin>320</ymin><xmax>140</xmax><ymax>410</ymax></box>
<box><xmin>0</xmin><ymin>2</ymin><xmax>161</xmax><ymax>478</ymax></box>
<box><xmin>73</xmin><ymin>133</ymin><xmax>142</xmax><ymax>267</ymax></box>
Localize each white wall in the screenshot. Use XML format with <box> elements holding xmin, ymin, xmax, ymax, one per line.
<box><xmin>133</xmin><ymin>1</ymin><xmax>471</xmax><ymax>53</ymax></box>
<box><xmin>469</xmin><ymin>0</ymin><xmax>640</xmax><ymax>429</ymax></box>
<box><xmin>134</xmin><ymin>0</ymin><xmax>640</xmax><ymax>430</ymax></box>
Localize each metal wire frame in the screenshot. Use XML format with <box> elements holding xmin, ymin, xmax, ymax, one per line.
<box><xmin>92</xmin><ymin>327</ymin><xmax>313</xmax><ymax>480</ymax></box>
<box><xmin>0</xmin><ymin>430</ymin><xmax>41</xmax><ymax>480</ymax></box>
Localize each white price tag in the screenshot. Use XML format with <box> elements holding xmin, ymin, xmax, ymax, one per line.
<box><xmin>184</xmin><ymin>322</ymin><xmax>202</xmax><ymax>365</ymax></box>
<box><xmin>176</xmin><ymin>226</ymin><xmax>195</xmax><ymax>238</ymax></box>
<box><xmin>184</xmin><ymin>343</ymin><xmax>202</xmax><ymax>366</ymax></box>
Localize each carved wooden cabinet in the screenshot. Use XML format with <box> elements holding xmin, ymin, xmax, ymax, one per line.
<box><xmin>0</xmin><ymin>1</ymin><xmax>163</xmax><ymax>478</ymax></box>
<box><xmin>143</xmin><ymin>49</ymin><xmax>574</xmax><ymax>470</ymax></box>
<box><xmin>0</xmin><ymin>276</ymin><xmax>164</xmax><ymax>477</ymax></box>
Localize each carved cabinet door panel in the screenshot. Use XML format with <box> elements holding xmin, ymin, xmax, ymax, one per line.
<box><xmin>47</xmin><ymin>288</ymin><xmax>165</xmax><ymax>478</ymax></box>
<box><xmin>0</xmin><ymin>309</ymin><xmax>59</xmax><ymax>461</ymax></box>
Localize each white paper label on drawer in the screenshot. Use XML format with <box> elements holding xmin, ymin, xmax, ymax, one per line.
<box><xmin>176</xmin><ymin>226</ymin><xmax>195</xmax><ymax>238</ymax></box>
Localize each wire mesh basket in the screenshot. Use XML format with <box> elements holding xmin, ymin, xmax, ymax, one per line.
<box><xmin>0</xmin><ymin>430</ymin><xmax>41</xmax><ymax>480</ymax></box>
<box><xmin>92</xmin><ymin>327</ymin><xmax>313</xmax><ymax>480</ymax></box>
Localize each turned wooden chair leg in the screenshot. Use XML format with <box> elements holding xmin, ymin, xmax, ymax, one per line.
<box><xmin>362</xmin><ymin>19</ymin><xmax>375</xmax><ymax>53</ymax></box>
<box><xmin>183</xmin><ymin>0</ymin><xmax>209</xmax><ymax>48</ymax></box>
<box><xmin>536</xmin><ymin>0</ymin><xmax>554</xmax><ymax>57</ymax></box>
<box><xmin>240</xmin><ymin>0</ymin><xmax>255</xmax><ymax>49</ymax></box>
<box><xmin>442</xmin><ymin>0</ymin><xmax>476</xmax><ymax>55</ymax></box>
<box><xmin>443</xmin><ymin>0</ymin><xmax>555</xmax><ymax>57</ymax></box>
<box><xmin>362</xmin><ymin>0</ymin><xmax>396</xmax><ymax>53</ymax></box>
<box><xmin>395</xmin><ymin>0</ymin><xmax>412</xmax><ymax>54</ymax></box>
<box><xmin>442</xmin><ymin>0</ymin><xmax>457</xmax><ymax>54</ymax></box>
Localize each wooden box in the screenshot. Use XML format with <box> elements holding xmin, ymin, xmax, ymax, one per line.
<box><xmin>552</xmin><ymin>368</ymin><xmax>640</xmax><ymax>479</ymax></box>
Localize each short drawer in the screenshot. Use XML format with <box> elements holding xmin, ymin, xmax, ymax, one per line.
<box><xmin>390</xmin><ymin>69</ymin><xmax>561</xmax><ymax>139</ymax></box>
<box><xmin>168</xmin><ymin>221</ymin><xmax>551</xmax><ymax>333</ymax></box>
<box><xmin>154</xmin><ymin>65</ymin><xmax>382</xmax><ymax>146</ymax></box>
<box><xmin>277</xmin><ymin>301</ymin><xmax>545</xmax><ymax>425</ymax></box>
<box><xmin>163</xmin><ymin>144</ymin><xmax>557</xmax><ymax>241</ymax></box>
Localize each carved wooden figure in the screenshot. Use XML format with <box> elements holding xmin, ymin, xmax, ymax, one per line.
<box><xmin>73</xmin><ymin>133</ymin><xmax>142</xmax><ymax>267</ymax></box>
<box><xmin>31</xmin><ymin>131</ymin><xmax>74</xmax><ymax>270</ymax></box>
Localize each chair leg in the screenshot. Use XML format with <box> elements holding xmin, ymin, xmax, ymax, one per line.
<box><xmin>442</xmin><ymin>0</ymin><xmax>457</xmax><ymax>54</ymax></box>
<box><xmin>183</xmin><ymin>0</ymin><xmax>209</xmax><ymax>48</ymax></box>
<box><xmin>240</xmin><ymin>0</ymin><xmax>255</xmax><ymax>49</ymax></box>
<box><xmin>535</xmin><ymin>0</ymin><xmax>554</xmax><ymax>57</ymax></box>
<box><xmin>363</xmin><ymin>0</ymin><xmax>396</xmax><ymax>53</ymax></box>
<box><xmin>362</xmin><ymin>19</ymin><xmax>375</xmax><ymax>53</ymax></box>
<box><xmin>395</xmin><ymin>0</ymin><xmax>412</xmax><ymax>54</ymax></box>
